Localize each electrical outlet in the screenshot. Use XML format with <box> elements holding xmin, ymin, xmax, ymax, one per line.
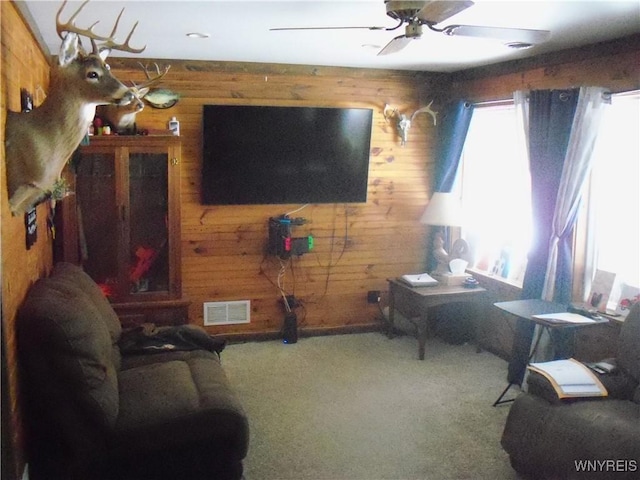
<box><xmin>367</xmin><ymin>290</ymin><xmax>381</xmax><ymax>304</ymax></box>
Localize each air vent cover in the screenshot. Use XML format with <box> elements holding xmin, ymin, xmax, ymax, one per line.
<box><xmin>203</xmin><ymin>300</ymin><xmax>250</xmax><ymax>326</ymax></box>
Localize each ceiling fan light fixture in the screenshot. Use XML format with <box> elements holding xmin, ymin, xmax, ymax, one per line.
<box><xmin>186</xmin><ymin>32</ymin><xmax>210</xmax><ymax>39</ymax></box>
<box><xmin>506</xmin><ymin>41</ymin><xmax>534</xmax><ymax>50</ymax></box>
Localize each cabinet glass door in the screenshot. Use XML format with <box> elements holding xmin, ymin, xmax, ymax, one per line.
<box><xmin>127</xmin><ymin>152</ymin><xmax>170</xmax><ymax>296</ymax></box>
<box><xmin>75</xmin><ymin>152</ymin><xmax>119</xmax><ymax>296</ymax></box>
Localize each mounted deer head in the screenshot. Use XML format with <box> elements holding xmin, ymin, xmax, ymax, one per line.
<box><xmin>96</xmin><ymin>62</ymin><xmax>170</xmax><ymax>135</ymax></box>
<box><xmin>383</xmin><ymin>101</ymin><xmax>438</xmax><ymax>146</ymax></box>
<box><xmin>4</xmin><ymin>0</ymin><xmax>146</xmax><ymax>215</ymax></box>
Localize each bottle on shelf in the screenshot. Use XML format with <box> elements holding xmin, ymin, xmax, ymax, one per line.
<box><xmin>168</xmin><ymin>116</ymin><xmax>180</xmax><ymax>136</ymax></box>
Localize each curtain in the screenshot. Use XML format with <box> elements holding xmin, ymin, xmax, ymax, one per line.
<box><xmin>426</xmin><ymin>100</ymin><xmax>473</xmax><ymax>271</ymax></box>
<box><xmin>514</xmin><ymin>91</ymin><xmax>530</xmax><ymax>159</ymax></box>
<box><xmin>508</xmin><ymin>89</ymin><xmax>579</xmax><ymax>386</ymax></box>
<box><xmin>541</xmin><ymin>87</ymin><xmax>610</xmax><ymax>303</ymax></box>
<box><xmin>434</xmin><ymin>100</ymin><xmax>474</xmax><ymax>192</ymax></box>
<box><xmin>521</xmin><ymin>89</ymin><xmax>579</xmax><ymax>301</ymax></box>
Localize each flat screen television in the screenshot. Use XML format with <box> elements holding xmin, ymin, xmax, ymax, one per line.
<box><xmin>201</xmin><ymin>105</ymin><xmax>373</xmax><ymax>205</ymax></box>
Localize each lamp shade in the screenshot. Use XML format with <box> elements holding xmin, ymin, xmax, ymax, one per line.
<box><xmin>420</xmin><ymin>192</ymin><xmax>463</xmax><ymax>226</ymax></box>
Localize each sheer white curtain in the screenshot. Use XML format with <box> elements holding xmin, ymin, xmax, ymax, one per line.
<box><xmin>582</xmin><ymin>92</ymin><xmax>640</xmax><ymax>307</ymax></box>
<box><xmin>541</xmin><ymin>87</ymin><xmax>610</xmax><ymax>301</ymax></box>
<box><xmin>514</xmin><ymin>90</ymin><xmax>529</xmax><ymax>154</ymax></box>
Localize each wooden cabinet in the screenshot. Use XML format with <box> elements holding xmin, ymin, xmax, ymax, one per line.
<box><xmin>57</xmin><ymin>136</ymin><xmax>187</xmax><ymax>325</ymax></box>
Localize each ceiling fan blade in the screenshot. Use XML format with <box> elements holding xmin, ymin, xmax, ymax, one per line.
<box><xmin>416</xmin><ymin>0</ymin><xmax>475</xmax><ymax>24</ymax></box>
<box><xmin>442</xmin><ymin>25</ymin><xmax>551</xmax><ymax>44</ymax></box>
<box><xmin>270</xmin><ymin>26</ymin><xmax>386</xmax><ymax>32</ymax></box>
<box><xmin>377</xmin><ymin>35</ymin><xmax>413</xmax><ymax>56</ymax></box>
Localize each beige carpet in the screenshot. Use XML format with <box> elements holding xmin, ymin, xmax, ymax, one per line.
<box><xmin>222</xmin><ymin>332</ymin><xmax>524</xmax><ymax>480</ymax></box>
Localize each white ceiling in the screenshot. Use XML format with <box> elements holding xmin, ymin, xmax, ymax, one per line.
<box><xmin>18</xmin><ymin>0</ymin><xmax>640</xmax><ymax>72</ymax></box>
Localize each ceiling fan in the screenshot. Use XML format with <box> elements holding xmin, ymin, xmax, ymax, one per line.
<box><xmin>270</xmin><ymin>1</ymin><xmax>551</xmax><ymax>55</ymax></box>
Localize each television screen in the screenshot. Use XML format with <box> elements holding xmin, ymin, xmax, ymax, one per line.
<box><xmin>201</xmin><ymin>105</ymin><xmax>373</xmax><ymax>205</ymax></box>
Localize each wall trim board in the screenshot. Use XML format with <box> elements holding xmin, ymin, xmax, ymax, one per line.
<box><xmin>218</xmin><ymin>322</ymin><xmax>384</xmax><ymax>345</ymax></box>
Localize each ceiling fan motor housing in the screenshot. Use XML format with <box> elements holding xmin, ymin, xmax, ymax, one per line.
<box><xmin>385</xmin><ymin>0</ymin><xmax>476</xmax><ymax>24</ymax></box>
<box><xmin>385</xmin><ymin>1</ymin><xmax>425</xmax><ymax>22</ymax></box>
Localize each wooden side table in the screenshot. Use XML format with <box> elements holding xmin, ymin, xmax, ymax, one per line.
<box><xmin>386</xmin><ymin>278</ymin><xmax>488</xmax><ymax>360</ymax></box>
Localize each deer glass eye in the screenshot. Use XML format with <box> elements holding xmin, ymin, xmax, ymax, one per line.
<box><xmin>87</xmin><ymin>71</ymin><xmax>99</xmax><ymax>80</ymax></box>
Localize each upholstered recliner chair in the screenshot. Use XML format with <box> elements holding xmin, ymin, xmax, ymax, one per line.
<box><xmin>501</xmin><ymin>302</ymin><xmax>640</xmax><ymax>479</ymax></box>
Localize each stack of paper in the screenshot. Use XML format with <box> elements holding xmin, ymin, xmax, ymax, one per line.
<box><xmin>398</xmin><ymin>273</ymin><xmax>438</xmax><ymax>287</ymax></box>
<box><xmin>532</xmin><ymin>312</ymin><xmax>596</xmax><ymax>324</ymax></box>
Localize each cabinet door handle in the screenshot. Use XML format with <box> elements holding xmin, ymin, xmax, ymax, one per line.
<box><xmin>171</xmin><ymin>157</ymin><xmax>179</xmax><ymax>166</ymax></box>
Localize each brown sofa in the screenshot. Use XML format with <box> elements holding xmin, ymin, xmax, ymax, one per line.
<box><xmin>17</xmin><ymin>262</ymin><xmax>249</xmax><ymax>480</ymax></box>
<box><xmin>501</xmin><ymin>303</ymin><xmax>640</xmax><ymax>479</ymax></box>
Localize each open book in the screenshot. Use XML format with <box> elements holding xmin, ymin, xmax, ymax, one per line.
<box><xmin>527</xmin><ymin>358</ymin><xmax>607</xmax><ymax>399</ymax></box>
<box><xmin>398</xmin><ymin>273</ymin><xmax>438</xmax><ymax>287</ymax></box>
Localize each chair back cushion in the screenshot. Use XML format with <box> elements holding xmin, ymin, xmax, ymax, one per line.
<box><xmin>51</xmin><ymin>262</ymin><xmax>123</xmax><ymax>369</ymax></box>
<box><xmin>18</xmin><ymin>263</ymin><xmax>120</xmax><ymax>428</ymax></box>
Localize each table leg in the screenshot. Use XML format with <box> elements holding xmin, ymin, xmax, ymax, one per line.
<box><xmin>473</xmin><ymin>300</ymin><xmax>488</xmax><ymax>353</ymax></box>
<box><xmin>417</xmin><ymin>312</ymin><xmax>429</xmax><ymax>360</ymax></box>
<box><xmin>387</xmin><ymin>285</ymin><xmax>396</xmax><ymax>338</ymax></box>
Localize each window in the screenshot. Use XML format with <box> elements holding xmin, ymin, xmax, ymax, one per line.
<box><xmin>458</xmin><ymin>103</ymin><xmax>532</xmax><ymax>285</ymax></box>
<box><xmin>589</xmin><ymin>92</ymin><xmax>640</xmax><ymax>308</ymax></box>
<box><xmin>458</xmin><ymin>92</ymin><xmax>640</xmax><ymax>305</ymax></box>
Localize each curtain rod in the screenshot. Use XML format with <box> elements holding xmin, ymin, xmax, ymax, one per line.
<box><xmin>473</xmin><ymin>99</ymin><xmax>513</xmax><ymax>107</ymax></box>
<box><xmin>474</xmin><ymin>89</ymin><xmax>639</xmax><ymax>107</ymax></box>
<box><xmin>613</xmin><ymin>89</ymin><xmax>640</xmax><ymax>98</ymax></box>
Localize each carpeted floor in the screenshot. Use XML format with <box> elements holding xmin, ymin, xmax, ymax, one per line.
<box><xmin>222</xmin><ymin>331</ymin><xmax>524</xmax><ymax>480</ymax></box>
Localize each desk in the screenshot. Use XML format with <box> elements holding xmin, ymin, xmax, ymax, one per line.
<box><xmin>492</xmin><ymin>299</ymin><xmax>608</xmax><ymax>406</ymax></box>
<box><xmin>387</xmin><ymin>278</ymin><xmax>488</xmax><ymax>360</ymax></box>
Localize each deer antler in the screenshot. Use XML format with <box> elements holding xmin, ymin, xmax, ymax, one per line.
<box><xmin>56</xmin><ymin>0</ymin><xmax>146</xmax><ymax>55</ymax></box>
<box><xmin>100</xmin><ymin>7</ymin><xmax>146</xmax><ymax>54</ymax></box>
<box><xmin>56</xmin><ymin>0</ymin><xmax>110</xmax><ymax>42</ymax></box>
<box><xmin>136</xmin><ymin>62</ymin><xmax>171</xmax><ymax>89</ymax></box>
<box><xmin>410</xmin><ymin>100</ymin><xmax>438</xmax><ymax>126</ymax></box>
<box><xmin>383</xmin><ymin>103</ymin><xmax>398</xmax><ymax>123</ymax></box>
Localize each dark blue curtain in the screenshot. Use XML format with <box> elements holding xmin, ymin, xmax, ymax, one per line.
<box><xmin>426</xmin><ymin>100</ymin><xmax>474</xmax><ymax>271</ymax></box>
<box><xmin>521</xmin><ymin>89</ymin><xmax>579</xmax><ymax>300</ymax></box>
<box><xmin>434</xmin><ymin>100</ymin><xmax>474</xmax><ymax>192</ymax></box>
<box><xmin>507</xmin><ymin>89</ymin><xmax>579</xmax><ymax>386</ymax></box>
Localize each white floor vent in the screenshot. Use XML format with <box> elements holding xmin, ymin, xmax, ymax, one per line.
<box><xmin>204</xmin><ymin>300</ymin><xmax>250</xmax><ymax>326</ymax></box>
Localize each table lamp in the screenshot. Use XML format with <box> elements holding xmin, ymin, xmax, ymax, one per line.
<box><xmin>420</xmin><ymin>192</ymin><xmax>465</xmax><ymax>275</ymax></box>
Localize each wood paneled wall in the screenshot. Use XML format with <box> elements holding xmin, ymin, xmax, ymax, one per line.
<box><xmin>106</xmin><ymin>58</ymin><xmax>450</xmax><ymax>337</ymax></box>
<box><xmin>1</xmin><ymin>2</ymin><xmax>53</xmax><ymax>476</ymax></box>
<box><xmin>450</xmin><ymin>34</ymin><xmax>640</xmax><ymax>102</ymax></box>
